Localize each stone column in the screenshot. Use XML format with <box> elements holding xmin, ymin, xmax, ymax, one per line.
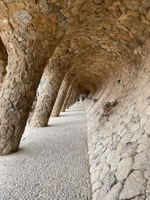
<box><xmin>52</xmin><ymin>75</ymin><xmax>72</xmax><ymax>117</ymax></box>
<box><xmin>69</xmin><ymin>90</ymin><xmax>76</xmax><ymax>107</ymax></box>
<box><xmin>0</xmin><ymin>0</ymin><xmax>67</xmax><ymax>154</ymax></box>
<box><xmin>69</xmin><ymin>89</ymin><xmax>80</xmax><ymax>107</ymax></box>
<box><xmin>61</xmin><ymin>84</ymin><xmax>74</xmax><ymax>112</ymax></box>
<box><xmin>0</xmin><ymin>39</ymin><xmax>51</xmax><ymax>155</ymax></box>
<box><xmin>30</xmin><ymin>66</ymin><xmax>66</xmax><ymax>127</ymax></box>
<box><xmin>71</xmin><ymin>89</ymin><xmax>80</xmax><ymax>106</ymax></box>
<box><xmin>0</xmin><ymin>39</ymin><xmax>7</xmax><ymax>88</ymax></box>
<box><xmin>67</xmin><ymin>88</ymin><xmax>76</xmax><ymax>109</ymax></box>
<box><xmin>27</xmin><ymin>67</ymin><xmax>48</xmax><ymax>125</ymax></box>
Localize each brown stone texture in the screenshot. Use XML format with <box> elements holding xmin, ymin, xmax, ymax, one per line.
<box><xmin>29</xmin><ymin>41</ymin><xmax>74</xmax><ymax>126</ymax></box>
<box><xmin>29</xmin><ymin>65</ymin><xmax>65</xmax><ymax>127</ymax></box>
<box><xmin>0</xmin><ymin>0</ymin><xmax>150</xmax><ymax>199</ymax></box>
<box><xmin>52</xmin><ymin>74</ymin><xmax>72</xmax><ymax>117</ymax></box>
<box><xmin>66</xmin><ymin>88</ymin><xmax>76</xmax><ymax>109</ymax></box>
<box><xmin>61</xmin><ymin>84</ymin><xmax>75</xmax><ymax>112</ymax></box>
<box><xmin>70</xmin><ymin>88</ymin><xmax>80</xmax><ymax>107</ymax></box>
<box><xmin>87</xmin><ymin>58</ymin><xmax>150</xmax><ymax>199</ymax></box>
<box><xmin>0</xmin><ymin>1</ymin><xmax>69</xmax><ymax>154</ymax></box>
<box><xmin>0</xmin><ymin>38</ymin><xmax>7</xmax><ymax>87</ymax></box>
<box><xmin>27</xmin><ymin>95</ymin><xmax>37</xmax><ymax>125</ymax></box>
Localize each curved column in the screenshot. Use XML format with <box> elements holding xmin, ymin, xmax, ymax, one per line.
<box><xmin>69</xmin><ymin>90</ymin><xmax>76</xmax><ymax>107</ymax></box>
<box><xmin>0</xmin><ymin>1</ymin><xmax>68</xmax><ymax>155</ymax></box>
<box><xmin>69</xmin><ymin>89</ymin><xmax>80</xmax><ymax>107</ymax></box>
<box><xmin>66</xmin><ymin>88</ymin><xmax>76</xmax><ymax>109</ymax></box>
<box><xmin>30</xmin><ymin>67</ymin><xmax>66</xmax><ymax>127</ymax></box>
<box><xmin>27</xmin><ymin>67</ymin><xmax>49</xmax><ymax>125</ymax></box>
<box><xmin>61</xmin><ymin>84</ymin><xmax>74</xmax><ymax>112</ymax></box>
<box><xmin>0</xmin><ymin>40</ymin><xmax>51</xmax><ymax>155</ymax></box>
<box><xmin>70</xmin><ymin>89</ymin><xmax>80</xmax><ymax>106</ymax></box>
<box><xmin>52</xmin><ymin>75</ymin><xmax>72</xmax><ymax>117</ymax></box>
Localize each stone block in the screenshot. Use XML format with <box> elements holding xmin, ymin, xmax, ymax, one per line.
<box><xmin>103</xmin><ymin>182</ymin><xmax>123</xmax><ymax>200</ymax></box>
<box><xmin>116</xmin><ymin>157</ymin><xmax>133</xmax><ymax>181</ymax></box>
<box><xmin>119</xmin><ymin>171</ymin><xmax>146</xmax><ymax>199</ymax></box>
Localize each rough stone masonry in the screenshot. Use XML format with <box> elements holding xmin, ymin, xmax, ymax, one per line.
<box><xmin>0</xmin><ymin>0</ymin><xmax>150</xmax><ymax>199</ymax></box>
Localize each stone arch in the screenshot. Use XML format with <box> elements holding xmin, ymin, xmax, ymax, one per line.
<box><xmin>0</xmin><ymin>0</ymin><xmax>74</xmax><ymax>154</ymax></box>
<box><xmin>0</xmin><ymin>2</ymin><xmax>150</xmax><ymax>200</ymax></box>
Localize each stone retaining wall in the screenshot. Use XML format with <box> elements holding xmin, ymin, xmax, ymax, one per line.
<box><xmin>85</xmin><ymin>58</ymin><xmax>150</xmax><ymax>200</ymax></box>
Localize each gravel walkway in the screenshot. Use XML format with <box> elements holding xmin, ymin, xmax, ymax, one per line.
<box><xmin>0</xmin><ymin>103</ymin><xmax>91</xmax><ymax>200</ymax></box>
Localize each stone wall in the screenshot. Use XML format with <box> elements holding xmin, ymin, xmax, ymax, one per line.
<box><xmin>85</xmin><ymin>57</ymin><xmax>150</xmax><ymax>200</ymax></box>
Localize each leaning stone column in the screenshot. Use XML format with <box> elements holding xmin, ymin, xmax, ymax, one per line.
<box><xmin>69</xmin><ymin>90</ymin><xmax>76</xmax><ymax>107</ymax></box>
<box><xmin>70</xmin><ymin>89</ymin><xmax>80</xmax><ymax>106</ymax></box>
<box><xmin>67</xmin><ymin>88</ymin><xmax>76</xmax><ymax>109</ymax></box>
<box><xmin>30</xmin><ymin>66</ymin><xmax>66</xmax><ymax>127</ymax></box>
<box><xmin>61</xmin><ymin>84</ymin><xmax>74</xmax><ymax>112</ymax></box>
<box><xmin>52</xmin><ymin>75</ymin><xmax>72</xmax><ymax>117</ymax></box>
<box><xmin>0</xmin><ymin>1</ymin><xmax>67</xmax><ymax>155</ymax></box>
<box><xmin>0</xmin><ymin>37</ymin><xmax>52</xmax><ymax>155</ymax></box>
<box><xmin>69</xmin><ymin>89</ymin><xmax>79</xmax><ymax>107</ymax></box>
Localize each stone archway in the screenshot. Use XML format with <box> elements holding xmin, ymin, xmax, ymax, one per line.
<box><xmin>0</xmin><ymin>0</ymin><xmax>150</xmax><ymax>199</ymax></box>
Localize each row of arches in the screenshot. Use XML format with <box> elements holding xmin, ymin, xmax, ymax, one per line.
<box><xmin>0</xmin><ymin>0</ymin><xmax>149</xmax><ymax>156</ymax></box>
